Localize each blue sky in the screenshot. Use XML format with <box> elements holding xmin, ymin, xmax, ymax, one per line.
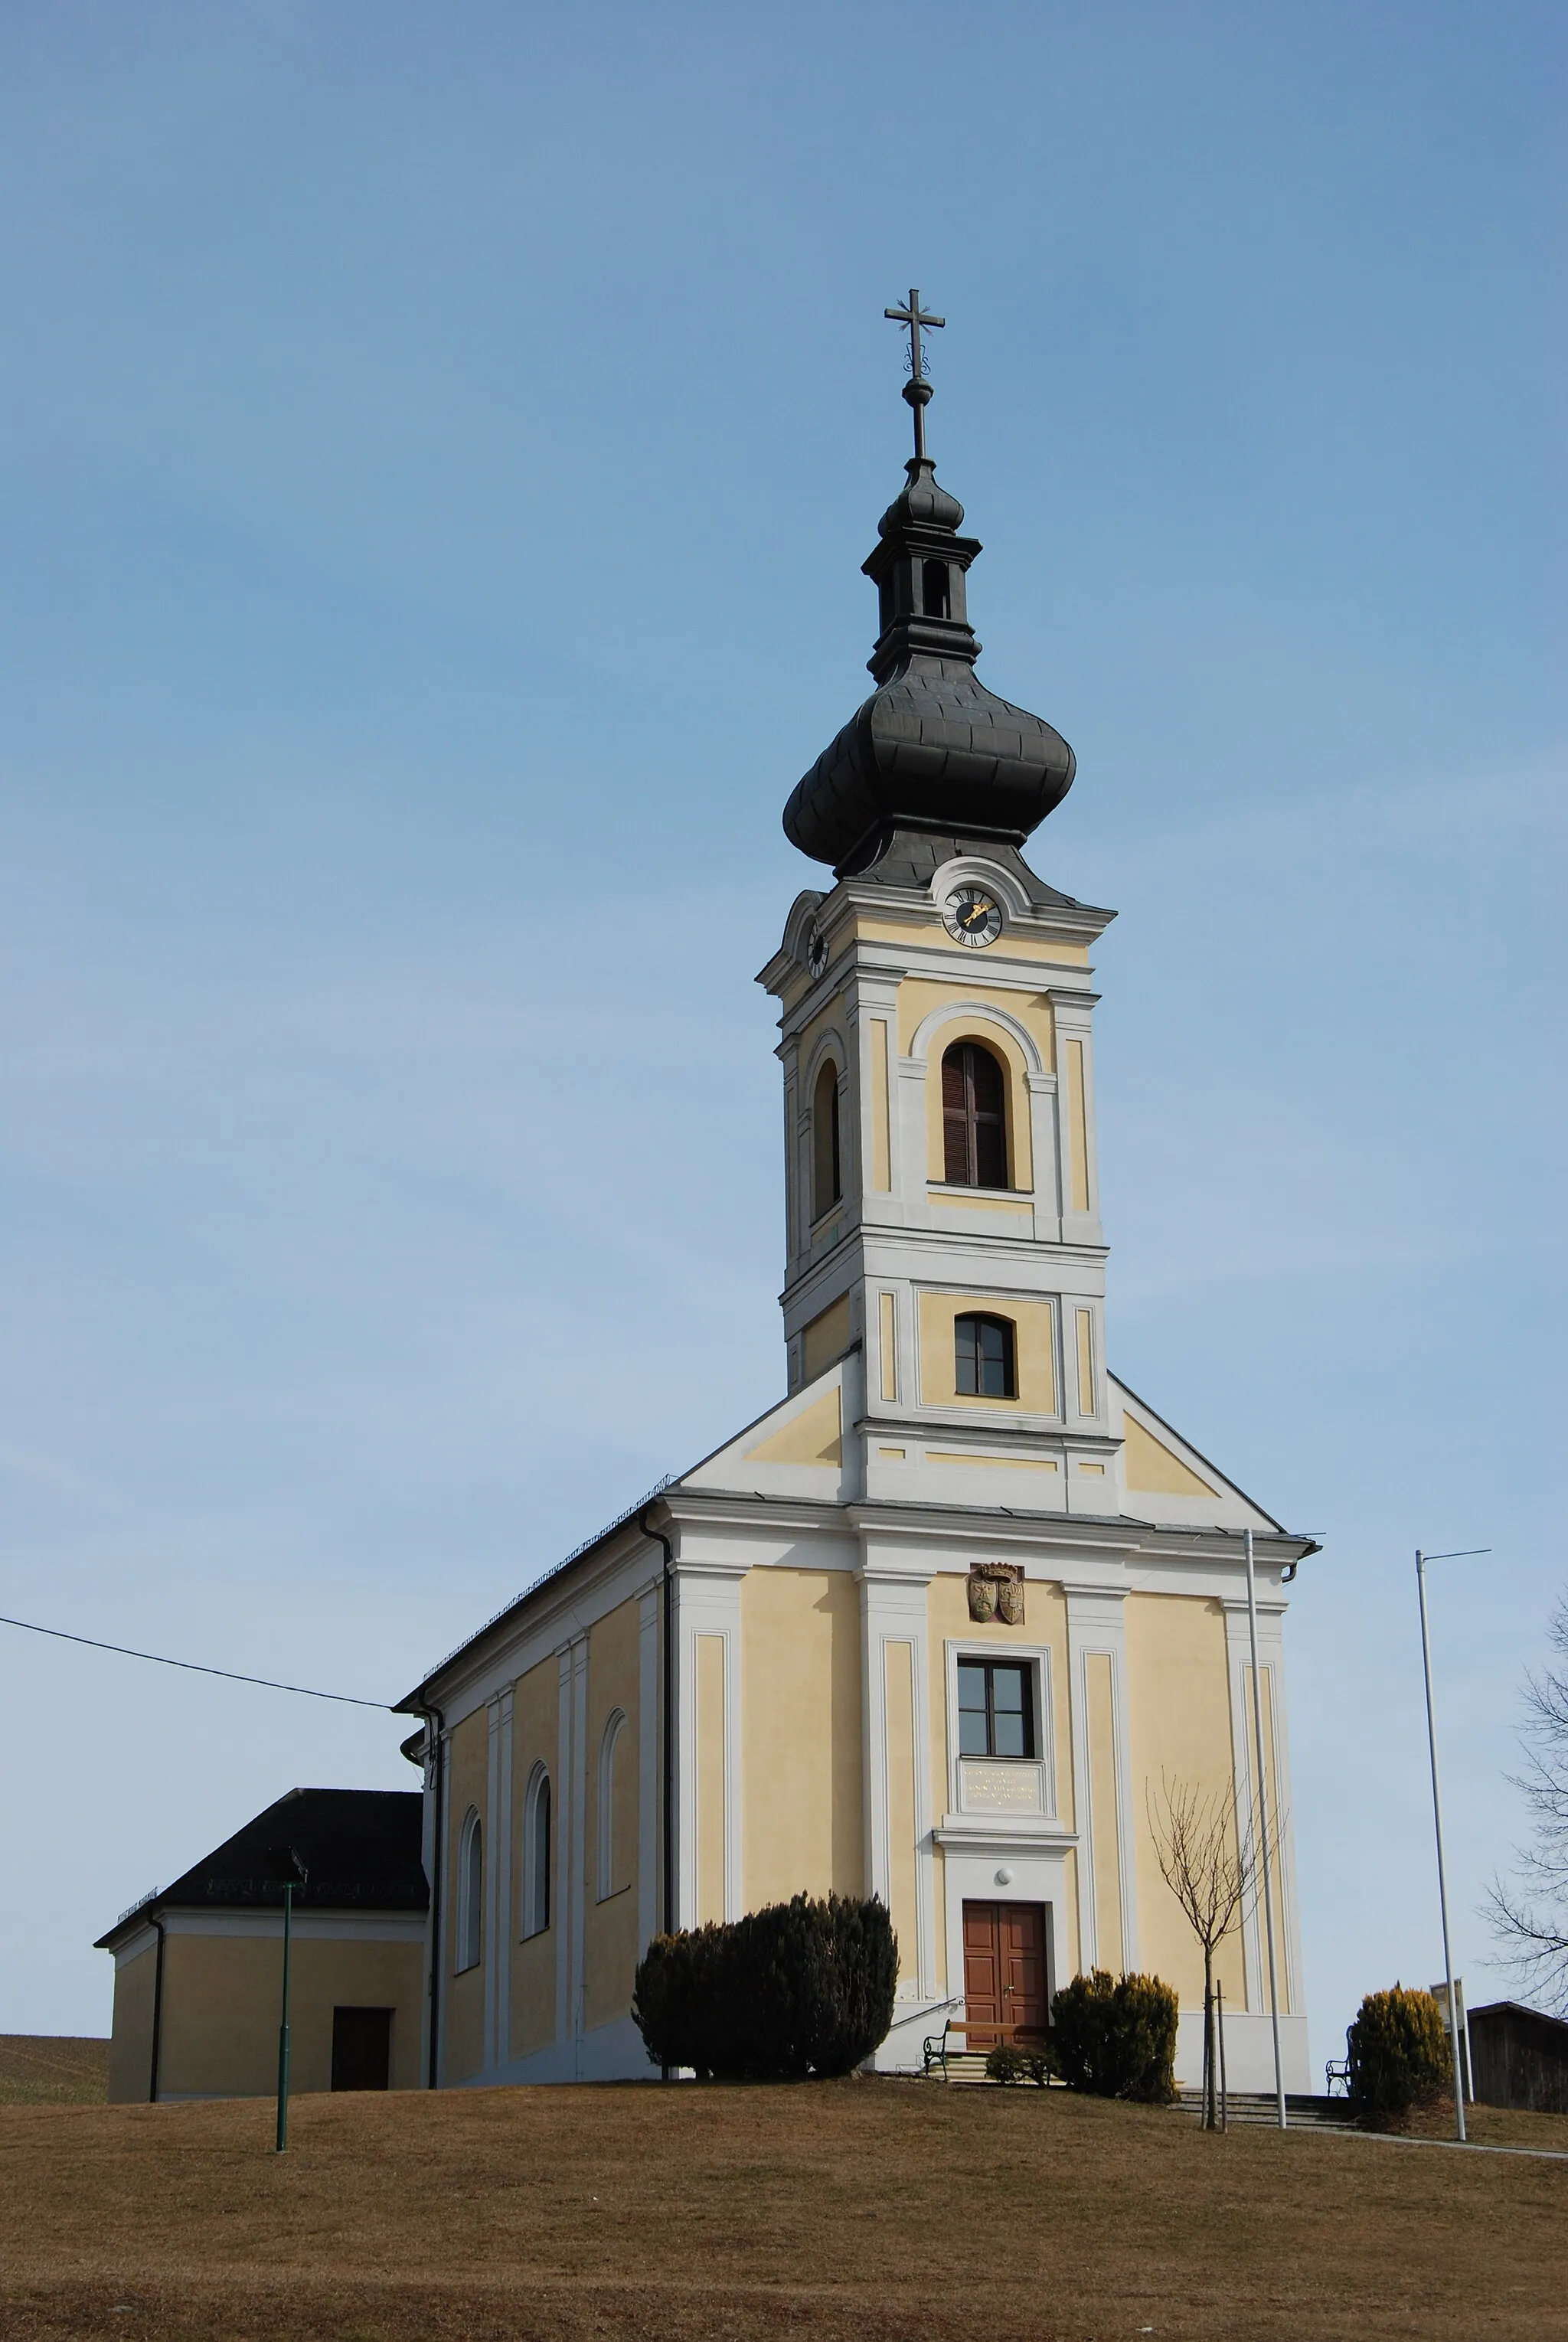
<box><xmin>1</xmin><ymin>1</ymin><xmax>1562</xmax><ymax>2063</ymax></box>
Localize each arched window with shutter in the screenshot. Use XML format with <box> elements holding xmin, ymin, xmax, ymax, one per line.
<box><xmin>521</xmin><ymin>1767</ymin><xmax>551</xmax><ymax>1939</ymax></box>
<box><xmin>942</xmin><ymin>1041</ymin><xmax>1008</xmax><ymax>1188</ymax></box>
<box><xmin>812</xmin><ymin>1059</ymin><xmax>841</xmax><ymax>1218</ymax></box>
<box><xmin>457</xmin><ymin>1808</ymin><xmax>483</xmax><ymax>1972</ymax></box>
<box><xmin>955</xmin><ymin>1312</ymin><xmax>1017</xmax><ymax>1400</ymax></box>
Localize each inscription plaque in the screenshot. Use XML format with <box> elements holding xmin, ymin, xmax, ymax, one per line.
<box><xmin>960</xmin><ymin>1759</ymin><xmax>1045</xmax><ymax>1814</ymax></box>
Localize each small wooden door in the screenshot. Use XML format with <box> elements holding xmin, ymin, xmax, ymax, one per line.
<box><xmin>962</xmin><ymin>1903</ymin><xmax>1049</xmax><ymax>2046</ymax></box>
<box><xmin>331</xmin><ymin>2006</ymin><xmax>392</xmax><ymax>2092</ymax></box>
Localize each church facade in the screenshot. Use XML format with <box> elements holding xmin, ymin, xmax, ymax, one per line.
<box><xmin>398</xmin><ymin>354</ymin><xmax>1315</xmax><ymax>2094</ymax></box>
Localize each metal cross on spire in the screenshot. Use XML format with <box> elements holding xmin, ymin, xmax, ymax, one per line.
<box><xmin>884</xmin><ymin>288</ymin><xmax>945</xmax><ymax>461</ymax></box>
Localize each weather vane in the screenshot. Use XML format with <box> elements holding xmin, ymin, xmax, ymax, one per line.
<box><xmin>884</xmin><ymin>288</ymin><xmax>945</xmax><ymax>462</ymax></box>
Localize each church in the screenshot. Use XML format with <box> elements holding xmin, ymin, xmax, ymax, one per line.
<box><xmin>390</xmin><ymin>309</ymin><xmax>1317</xmax><ymax>2096</ymax></box>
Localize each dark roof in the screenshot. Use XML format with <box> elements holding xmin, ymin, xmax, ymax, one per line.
<box><xmin>783</xmin><ymin>455</ymin><xmax>1075</xmax><ymax>874</ymax></box>
<box><xmin>96</xmin><ymin>1788</ymin><xmax>426</xmax><ymax>1945</ymax></box>
<box><xmin>1469</xmin><ymin>2001</ymin><xmax>1568</xmax><ymax>2037</ymax></box>
<box><xmin>841</xmin><ymin>826</ymin><xmax>1089</xmax><ymax>910</ymax></box>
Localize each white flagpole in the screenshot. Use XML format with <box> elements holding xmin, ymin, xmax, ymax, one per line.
<box><xmin>1245</xmin><ymin>1529</ymin><xmax>1287</xmax><ymax>2128</ymax></box>
<box><xmin>1417</xmin><ymin>1548</ymin><xmax>1467</xmax><ymax>2144</ymax></box>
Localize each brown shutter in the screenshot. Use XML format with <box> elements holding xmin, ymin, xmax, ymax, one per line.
<box><xmin>942</xmin><ymin>1046</ymin><xmax>971</xmax><ymax>1184</ymax></box>
<box><xmin>971</xmin><ymin>1046</ymin><xmax>1007</xmax><ymax>1189</ymax></box>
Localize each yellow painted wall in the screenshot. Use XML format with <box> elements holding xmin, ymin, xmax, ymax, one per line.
<box><xmin>107</xmin><ymin>1939</ymin><xmax>157</xmax><ymax>2104</ymax></box>
<box><xmin>869</xmin><ymin>1017</ymin><xmax>892</xmax><ymax>1191</ymax></box>
<box><xmin>746</xmin><ymin>1387</ymin><xmax>841</xmax><ymax>1466</ymax></box>
<box><xmin>925</xmin><ymin>1573</ymin><xmax>1073</xmax><ymax>1831</ymax></box>
<box><xmin>443</xmin><ymin>1706</ymin><xmax>488</xmax><ymax>2082</ymax></box>
<box><xmin>927</xmin><ymin>1452</ymin><xmax>1059</xmax><ymax>1473</ymax></box>
<box><xmin>1086</xmin><ymin>1654</ymin><xmax>1124</xmax><ymax>1965</ymax></box>
<box><xmin>741</xmin><ymin>1567</ymin><xmax>863</xmax><ymax>1909</ymax></box>
<box><xmin>1060</xmin><ymin>1848</ymin><xmax>1083</xmax><ymax>1980</ymax></box>
<box><xmin>1064</xmin><ymin>1039</ymin><xmax>1090</xmax><ymax>1213</ymax></box>
<box><xmin>802</xmin><ymin>1294</ymin><xmax>852</xmax><ymax>1383</ymax></box>
<box><xmin>585</xmin><ymin>1596</ymin><xmax>643</xmax><ymax>2034</ymax></box>
<box><xmin>152</xmin><ymin>1932</ymin><xmax>423</xmax><ymax>2098</ymax></box>
<box><xmin>1122</xmin><ymin>1414</ymin><xmax>1219</xmax><ymax>1497</ymax></box>
<box><xmin>1243</xmin><ymin>1663</ymin><xmax>1290</xmax><ymax>2014</ymax></box>
<box><xmin>696</xmin><ymin>1633</ymin><xmax>727</xmax><ymax>1925</ymax></box>
<box><xmin>1075</xmin><ymin>1309</ymin><xmax>1096</xmax><ymax>1416</ymax></box>
<box><xmin>879</xmin><ymin>1291</ymin><xmax>897</xmax><ymax>1403</ymax></box>
<box><xmin>510</xmin><ymin>1651</ymin><xmax>560</xmax><ymax>2060</ymax></box>
<box><xmin>1123</xmin><ymin>1593</ymin><xmax>1247</xmax><ymax>2010</ymax></box>
<box><xmin>917</xmin><ymin>1291</ymin><xmax>1057</xmax><ymax>1413</ymax></box>
<box><xmin>884</xmin><ymin>1640</ymin><xmax>919</xmax><ymax>1989</ymax></box>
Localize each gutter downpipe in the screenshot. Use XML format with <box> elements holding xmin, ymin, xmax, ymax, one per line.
<box><xmin>640</xmin><ymin>1505</ymin><xmax>676</xmax><ymax>2081</ymax></box>
<box><xmin>420</xmin><ymin>1700</ymin><xmax>447</xmax><ymax>2092</ymax></box>
<box><xmin>148</xmin><ymin>1915</ymin><xmax>167</xmax><ymax>2104</ymax></box>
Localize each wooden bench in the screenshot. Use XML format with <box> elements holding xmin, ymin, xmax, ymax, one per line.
<box><xmin>923</xmin><ymin>2019</ymin><xmax>1050</xmax><ymax>2081</ymax></box>
<box><xmin>1324</xmin><ymin>2056</ymin><xmax>1351</xmax><ymax>2098</ymax></box>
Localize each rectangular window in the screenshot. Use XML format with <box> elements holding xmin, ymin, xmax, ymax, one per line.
<box><xmin>957</xmin><ymin>1658</ymin><xmax>1036</xmax><ymax>1759</ymax></box>
<box><xmin>955</xmin><ymin>1314</ymin><xmax>1016</xmax><ymax>1399</ymax></box>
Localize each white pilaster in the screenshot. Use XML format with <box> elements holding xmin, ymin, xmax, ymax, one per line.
<box><xmin>854</xmin><ymin>1543</ymin><xmax>938</xmax><ymax>2001</ymax></box>
<box><xmin>569</xmin><ymin>1635</ymin><xmax>590</xmax><ymax>2063</ymax></box>
<box><xmin>1063</xmin><ymin>1584</ymin><xmax>1138</xmax><ymax>1973</ymax></box>
<box><xmin>637</xmin><ymin>1582</ymin><xmax>662</xmax><ymax>1948</ymax></box>
<box><xmin>485</xmin><ymin>1686</ymin><xmax>514</xmax><ymax>2074</ymax></box>
<box><xmin>671</xmin><ymin>1556</ymin><xmax>747</xmax><ymax>1928</ymax></box>
<box><xmin>1222</xmin><ymin>1596</ymin><xmax>1298</xmax><ymax>2017</ymax></box>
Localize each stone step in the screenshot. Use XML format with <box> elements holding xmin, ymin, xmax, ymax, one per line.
<box><xmin>1175</xmin><ymin>2089</ymin><xmax>1356</xmax><ymax>2128</ymax></box>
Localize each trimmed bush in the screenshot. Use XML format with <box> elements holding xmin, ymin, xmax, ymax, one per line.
<box><xmin>985</xmin><ymin>2041</ymin><xmax>1055</xmax><ymax>2088</ymax></box>
<box><xmin>1345</xmin><ymin>1985</ymin><xmax>1452</xmax><ymax>2125</ymax></box>
<box><xmin>1050</xmin><ymin>1969</ymin><xmax>1179</xmax><ymax>2102</ymax></box>
<box><xmin>632</xmin><ymin>1893</ymin><xmax>897</xmax><ymax>2079</ymax></box>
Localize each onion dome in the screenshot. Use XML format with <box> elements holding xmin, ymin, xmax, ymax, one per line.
<box><xmin>784</xmin><ymin>296</ymin><xmax>1075</xmax><ymax>877</ymax></box>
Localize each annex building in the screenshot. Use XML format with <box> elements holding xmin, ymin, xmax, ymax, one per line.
<box><xmin>394</xmin><ymin>338</ymin><xmax>1317</xmax><ymax>2095</ymax></box>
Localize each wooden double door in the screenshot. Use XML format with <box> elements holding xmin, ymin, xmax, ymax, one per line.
<box><xmin>962</xmin><ymin>1901</ymin><xmax>1050</xmax><ymax>2046</ymax></box>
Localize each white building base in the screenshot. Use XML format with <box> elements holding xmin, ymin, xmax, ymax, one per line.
<box><xmin>1174</xmin><ymin>2009</ymin><xmax>1312</xmax><ymax>2095</ymax></box>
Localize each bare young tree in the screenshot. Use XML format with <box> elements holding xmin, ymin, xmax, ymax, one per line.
<box><xmin>1147</xmin><ymin>1774</ymin><xmax>1263</xmax><ymax>2128</ymax></box>
<box><xmin>1489</xmin><ymin>1591</ymin><xmax>1568</xmax><ymax>2014</ymax></box>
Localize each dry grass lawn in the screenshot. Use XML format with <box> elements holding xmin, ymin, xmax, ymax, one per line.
<box><xmin>0</xmin><ymin>2037</ymin><xmax>109</xmax><ymax>2107</ymax></box>
<box><xmin>2</xmin><ymin>2078</ymin><xmax>1565</xmax><ymax>2340</ymax></box>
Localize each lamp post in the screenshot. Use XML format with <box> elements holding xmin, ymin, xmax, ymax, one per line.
<box><xmin>1243</xmin><ymin>1529</ymin><xmax>1287</xmax><ymax>2128</ymax></box>
<box><xmin>1415</xmin><ymin>1548</ymin><xmax>1489</xmax><ymax>2147</ymax></box>
<box><xmin>267</xmin><ymin>1844</ymin><xmax>309</xmax><ymax>2153</ymax></box>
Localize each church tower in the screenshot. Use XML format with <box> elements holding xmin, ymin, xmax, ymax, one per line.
<box><xmin>758</xmin><ymin>296</ymin><xmax>1121</xmax><ymax>1520</ymax></box>
<box><xmin>398</xmin><ymin>301</ymin><xmax>1313</xmax><ymax>2100</ymax></box>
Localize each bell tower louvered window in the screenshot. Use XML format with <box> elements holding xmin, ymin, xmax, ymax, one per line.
<box><xmin>942</xmin><ymin>1041</ymin><xmax>1007</xmax><ymax>1188</ymax></box>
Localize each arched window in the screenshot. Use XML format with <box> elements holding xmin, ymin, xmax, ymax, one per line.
<box><xmin>812</xmin><ymin>1060</ymin><xmax>841</xmax><ymax>1219</ymax></box>
<box><xmin>922</xmin><ymin>558</ymin><xmax>950</xmax><ymax>619</ymax></box>
<box><xmin>942</xmin><ymin>1041</ymin><xmax>1007</xmax><ymax>1189</ymax></box>
<box><xmin>956</xmin><ymin>1312</ymin><xmax>1016</xmax><ymax>1400</ymax></box>
<box><xmin>596</xmin><ymin>1709</ymin><xmax>628</xmax><ymax>1901</ymax></box>
<box><xmin>457</xmin><ymin>1808</ymin><xmax>482</xmax><ymax>1972</ymax></box>
<box><xmin>521</xmin><ymin>1766</ymin><xmax>551</xmax><ymax>1939</ymax></box>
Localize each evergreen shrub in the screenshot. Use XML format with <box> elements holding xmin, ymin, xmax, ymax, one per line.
<box><xmin>1345</xmin><ymin>1985</ymin><xmax>1452</xmax><ymax>2125</ymax></box>
<box><xmin>1050</xmin><ymin>1969</ymin><xmax>1179</xmax><ymax>2102</ymax></box>
<box><xmin>631</xmin><ymin>1893</ymin><xmax>897</xmax><ymax>2079</ymax></box>
<box><xmin>985</xmin><ymin>2041</ymin><xmax>1055</xmax><ymax>2087</ymax></box>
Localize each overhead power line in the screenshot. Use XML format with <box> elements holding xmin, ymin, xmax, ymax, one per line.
<box><xmin>0</xmin><ymin>1613</ymin><xmax>390</xmax><ymax>1710</ymax></box>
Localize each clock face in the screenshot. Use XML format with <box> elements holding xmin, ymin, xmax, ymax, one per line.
<box><xmin>806</xmin><ymin>925</ymin><xmax>829</xmax><ymax>978</ymax></box>
<box><xmin>943</xmin><ymin>886</ymin><xmax>1004</xmax><ymax>948</ymax></box>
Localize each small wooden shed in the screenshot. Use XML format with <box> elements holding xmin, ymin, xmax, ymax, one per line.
<box><xmin>1468</xmin><ymin>2000</ymin><xmax>1568</xmax><ymax>2115</ymax></box>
